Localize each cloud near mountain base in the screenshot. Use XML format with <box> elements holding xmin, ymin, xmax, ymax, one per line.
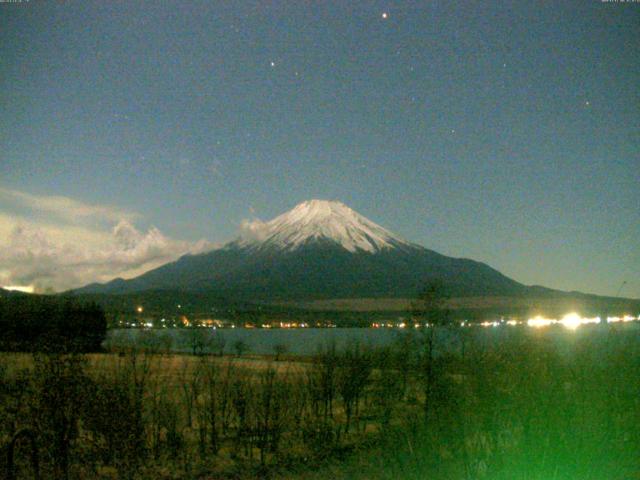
<box><xmin>0</xmin><ymin>189</ymin><xmax>214</xmax><ymax>292</ymax></box>
<box><xmin>0</xmin><ymin>218</ymin><xmax>213</xmax><ymax>293</ymax></box>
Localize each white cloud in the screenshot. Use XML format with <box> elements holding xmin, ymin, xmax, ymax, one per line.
<box><xmin>0</xmin><ymin>190</ymin><xmax>215</xmax><ymax>292</ymax></box>
<box><xmin>0</xmin><ymin>187</ymin><xmax>138</xmax><ymax>224</ymax></box>
<box><xmin>238</xmin><ymin>218</ymin><xmax>270</xmax><ymax>243</ymax></box>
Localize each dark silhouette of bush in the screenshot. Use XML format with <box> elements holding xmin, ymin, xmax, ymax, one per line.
<box><xmin>0</xmin><ymin>296</ymin><xmax>106</xmax><ymax>352</ymax></box>
<box><xmin>233</xmin><ymin>339</ymin><xmax>250</xmax><ymax>357</ymax></box>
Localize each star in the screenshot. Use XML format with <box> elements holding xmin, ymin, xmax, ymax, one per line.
<box><xmin>585</xmin><ymin>100</ymin><xmax>590</xmax><ymax>106</ymax></box>
<box><xmin>381</xmin><ymin>12</ymin><xmax>388</xmax><ymax>19</ymax></box>
<box><xmin>270</xmin><ymin>61</ymin><xmax>276</xmax><ymax>67</ymax></box>
<box><xmin>451</xmin><ymin>129</ymin><xmax>456</xmax><ymax>134</ymax></box>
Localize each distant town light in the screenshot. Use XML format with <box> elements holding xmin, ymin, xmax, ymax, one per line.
<box><xmin>479</xmin><ymin>321</ymin><xmax>499</xmax><ymax>327</ymax></box>
<box><xmin>560</xmin><ymin>312</ymin><xmax>582</xmax><ymax>330</ymax></box>
<box><xmin>608</xmin><ymin>314</ymin><xmax>637</xmax><ymax>323</ymax></box>
<box><xmin>527</xmin><ymin>316</ymin><xmax>555</xmax><ymax>328</ymax></box>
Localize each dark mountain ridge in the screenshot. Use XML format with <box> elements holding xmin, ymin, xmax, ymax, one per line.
<box><xmin>76</xmin><ymin>239</ymin><xmax>526</xmax><ymax>300</ymax></box>
<box><xmin>71</xmin><ymin>201</ymin><xmax>638</xmax><ymax>314</ymax></box>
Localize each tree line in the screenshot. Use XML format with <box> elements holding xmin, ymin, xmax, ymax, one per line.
<box><xmin>0</xmin><ymin>295</ymin><xmax>107</xmax><ymax>352</ymax></box>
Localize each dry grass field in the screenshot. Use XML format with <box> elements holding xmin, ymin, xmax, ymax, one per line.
<box><xmin>1</xmin><ymin>326</ymin><xmax>639</xmax><ymax>480</ymax></box>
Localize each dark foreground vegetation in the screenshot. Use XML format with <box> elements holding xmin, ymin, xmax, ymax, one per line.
<box><xmin>0</xmin><ymin>296</ymin><xmax>106</xmax><ymax>352</ymax></box>
<box><xmin>0</xmin><ymin>324</ymin><xmax>638</xmax><ymax>480</ymax></box>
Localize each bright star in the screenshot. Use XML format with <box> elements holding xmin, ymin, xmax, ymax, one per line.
<box><xmin>382</xmin><ymin>12</ymin><xmax>388</xmax><ymax>19</ymax></box>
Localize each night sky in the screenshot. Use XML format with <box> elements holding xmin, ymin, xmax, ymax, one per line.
<box><xmin>1</xmin><ymin>1</ymin><xmax>638</xmax><ymax>297</ymax></box>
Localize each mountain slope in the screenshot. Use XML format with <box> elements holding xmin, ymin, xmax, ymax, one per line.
<box><xmin>74</xmin><ymin>200</ymin><xmax>527</xmax><ymax>300</ymax></box>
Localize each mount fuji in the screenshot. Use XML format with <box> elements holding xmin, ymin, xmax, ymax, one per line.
<box><xmin>75</xmin><ymin>200</ymin><xmax>528</xmax><ymax>300</ymax></box>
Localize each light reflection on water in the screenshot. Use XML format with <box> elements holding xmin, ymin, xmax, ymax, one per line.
<box><xmin>106</xmin><ymin>318</ymin><xmax>640</xmax><ymax>356</ymax></box>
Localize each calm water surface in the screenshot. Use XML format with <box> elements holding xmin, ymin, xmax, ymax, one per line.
<box><xmin>106</xmin><ymin>323</ymin><xmax>639</xmax><ymax>356</ymax></box>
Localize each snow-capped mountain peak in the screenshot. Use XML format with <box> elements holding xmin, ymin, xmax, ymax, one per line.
<box><xmin>238</xmin><ymin>199</ymin><xmax>408</xmax><ymax>253</ymax></box>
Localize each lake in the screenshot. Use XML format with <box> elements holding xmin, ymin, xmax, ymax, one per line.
<box><xmin>105</xmin><ymin>322</ymin><xmax>639</xmax><ymax>356</ymax></box>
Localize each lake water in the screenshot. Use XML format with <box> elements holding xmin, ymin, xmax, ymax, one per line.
<box><xmin>105</xmin><ymin>322</ymin><xmax>639</xmax><ymax>356</ymax></box>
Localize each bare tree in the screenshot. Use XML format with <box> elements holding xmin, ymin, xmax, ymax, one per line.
<box><xmin>87</xmin><ymin>349</ymin><xmax>153</xmax><ymax>478</ymax></box>
<box><xmin>411</xmin><ymin>279</ymin><xmax>452</xmax><ymax>424</ymax></box>
<box><xmin>198</xmin><ymin>357</ymin><xmax>220</xmax><ymax>454</ymax></box>
<box><xmin>233</xmin><ymin>339</ymin><xmax>250</xmax><ymax>357</ymax></box>
<box><xmin>179</xmin><ymin>360</ymin><xmax>202</xmax><ymax>429</ymax></box>
<box><xmin>187</xmin><ymin>328</ymin><xmax>212</xmax><ymax>356</ymax></box>
<box><xmin>336</xmin><ymin>342</ymin><xmax>372</xmax><ymax>434</ymax></box>
<box><xmin>273</xmin><ymin>343</ymin><xmax>288</xmax><ymax>361</ymax></box>
<box><xmin>211</xmin><ymin>332</ymin><xmax>226</xmax><ymax>356</ymax></box>
<box><xmin>32</xmin><ymin>353</ymin><xmax>89</xmax><ymax>480</ymax></box>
